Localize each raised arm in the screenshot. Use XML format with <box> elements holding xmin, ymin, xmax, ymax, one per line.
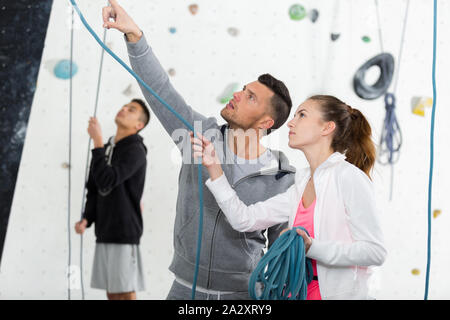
<box><xmin>102</xmin><ymin>0</ymin><xmax>210</xmax><ymax>145</ymax></box>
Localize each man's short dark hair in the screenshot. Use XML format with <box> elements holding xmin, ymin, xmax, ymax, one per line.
<box><xmin>132</xmin><ymin>98</ymin><xmax>151</xmax><ymax>132</ymax></box>
<box><xmin>258</xmin><ymin>74</ymin><xmax>292</xmax><ymax>135</ymax></box>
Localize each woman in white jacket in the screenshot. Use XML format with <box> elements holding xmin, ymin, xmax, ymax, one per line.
<box><xmin>190</xmin><ymin>95</ymin><xmax>387</xmax><ymax>300</ymax></box>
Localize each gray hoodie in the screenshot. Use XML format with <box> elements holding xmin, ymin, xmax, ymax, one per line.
<box><xmin>126</xmin><ymin>34</ymin><xmax>296</xmax><ymax>292</ymax></box>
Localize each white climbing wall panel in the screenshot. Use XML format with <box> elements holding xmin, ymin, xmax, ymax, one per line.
<box><xmin>0</xmin><ymin>0</ymin><xmax>449</xmax><ymax>299</ymax></box>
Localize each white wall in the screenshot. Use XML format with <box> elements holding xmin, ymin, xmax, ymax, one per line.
<box><xmin>0</xmin><ymin>0</ymin><xmax>449</xmax><ymax>299</ymax></box>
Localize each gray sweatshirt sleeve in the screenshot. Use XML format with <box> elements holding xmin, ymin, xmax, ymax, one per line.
<box><xmin>126</xmin><ymin>33</ymin><xmax>211</xmax><ymax>145</ymax></box>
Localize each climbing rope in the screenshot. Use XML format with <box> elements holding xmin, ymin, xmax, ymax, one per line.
<box><xmin>249</xmin><ymin>227</ymin><xmax>313</xmax><ymax>300</ymax></box>
<box><xmin>77</xmin><ymin>26</ymin><xmax>108</xmax><ymax>301</ymax></box>
<box><xmin>378</xmin><ymin>93</ymin><xmax>403</xmax><ymax>199</ymax></box>
<box><xmin>425</xmin><ymin>0</ymin><xmax>437</xmax><ymax>301</ymax></box>
<box><xmin>375</xmin><ymin>0</ymin><xmax>410</xmax><ymax>201</ymax></box>
<box><xmin>67</xmin><ymin>5</ymin><xmax>75</xmax><ymax>301</ymax></box>
<box><xmin>69</xmin><ymin>0</ymin><xmax>204</xmax><ymax>299</ymax></box>
<box><xmin>353</xmin><ymin>52</ymin><xmax>395</xmax><ymax>100</ymax></box>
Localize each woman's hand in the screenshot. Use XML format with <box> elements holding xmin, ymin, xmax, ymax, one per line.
<box><xmin>280</xmin><ymin>228</ymin><xmax>312</xmax><ymax>253</ymax></box>
<box><xmin>190</xmin><ymin>132</ymin><xmax>223</xmax><ymax>181</ymax></box>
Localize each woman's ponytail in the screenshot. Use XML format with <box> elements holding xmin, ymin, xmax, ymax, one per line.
<box><xmin>344</xmin><ymin>108</ymin><xmax>376</xmax><ymax>178</ymax></box>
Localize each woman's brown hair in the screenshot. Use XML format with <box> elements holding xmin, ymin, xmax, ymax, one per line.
<box><xmin>308</xmin><ymin>95</ymin><xmax>376</xmax><ymax>178</ymax></box>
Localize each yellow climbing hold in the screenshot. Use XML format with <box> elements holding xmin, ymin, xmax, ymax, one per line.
<box><xmin>411</xmin><ymin>268</ymin><xmax>420</xmax><ymax>276</ymax></box>
<box><xmin>433</xmin><ymin>209</ymin><xmax>442</xmax><ymax>219</ymax></box>
<box><xmin>411</xmin><ymin>96</ymin><xmax>433</xmax><ymax>117</ymax></box>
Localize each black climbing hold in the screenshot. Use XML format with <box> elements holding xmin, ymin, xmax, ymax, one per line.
<box><xmin>331</xmin><ymin>33</ymin><xmax>340</xmax><ymax>41</ymax></box>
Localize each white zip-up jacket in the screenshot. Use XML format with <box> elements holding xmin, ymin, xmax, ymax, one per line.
<box><xmin>205</xmin><ymin>152</ymin><xmax>387</xmax><ymax>299</ymax></box>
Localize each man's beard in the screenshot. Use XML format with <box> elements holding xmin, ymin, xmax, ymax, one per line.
<box><xmin>220</xmin><ymin>108</ymin><xmax>243</xmax><ymax>130</ymax></box>
<box><xmin>220</xmin><ymin>107</ymin><xmax>263</xmax><ymax>132</ymax></box>
<box><xmin>220</xmin><ymin>107</ymin><xmax>232</xmax><ymax>123</ymax></box>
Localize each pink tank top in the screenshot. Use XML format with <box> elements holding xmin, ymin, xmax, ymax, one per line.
<box><xmin>293</xmin><ymin>198</ymin><xmax>322</xmax><ymax>300</ymax></box>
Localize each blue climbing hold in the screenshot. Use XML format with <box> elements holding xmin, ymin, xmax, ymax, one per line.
<box><xmin>169</xmin><ymin>27</ymin><xmax>177</xmax><ymax>34</ymax></box>
<box><xmin>54</xmin><ymin>59</ymin><xmax>78</xmax><ymax>79</ymax></box>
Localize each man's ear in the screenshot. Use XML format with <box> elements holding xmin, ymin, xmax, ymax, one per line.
<box><xmin>259</xmin><ymin>116</ymin><xmax>275</xmax><ymax>131</ymax></box>
<box><xmin>136</xmin><ymin>121</ymin><xmax>145</xmax><ymax>132</ymax></box>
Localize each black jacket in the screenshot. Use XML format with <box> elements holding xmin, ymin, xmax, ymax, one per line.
<box><xmin>83</xmin><ymin>134</ymin><xmax>147</xmax><ymax>244</ymax></box>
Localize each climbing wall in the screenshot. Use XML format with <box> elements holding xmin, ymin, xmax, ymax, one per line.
<box><xmin>0</xmin><ymin>0</ymin><xmax>449</xmax><ymax>299</ymax></box>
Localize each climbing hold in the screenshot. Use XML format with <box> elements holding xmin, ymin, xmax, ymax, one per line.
<box><xmin>411</xmin><ymin>268</ymin><xmax>420</xmax><ymax>276</ymax></box>
<box><xmin>62</xmin><ymin>162</ymin><xmax>70</xmax><ymax>169</ymax></box>
<box><xmin>227</xmin><ymin>27</ymin><xmax>239</xmax><ymax>37</ymax></box>
<box><xmin>433</xmin><ymin>209</ymin><xmax>442</xmax><ymax>219</ymax></box>
<box><xmin>353</xmin><ymin>53</ymin><xmax>395</xmax><ymax>100</ymax></box>
<box><xmin>362</xmin><ymin>35</ymin><xmax>371</xmax><ymax>43</ymax></box>
<box><xmin>188</xmin><ymin>4</ymin><xmax>198</xmax><ymax>15</ymax></box>
<box><xmin>53</xmin><ymin>59</ymin><xmax>78</xmax><ymax>79</ymax></box>
<box><xmin>169</xmin><ymin>27</ymin><xmax>177</xmax><ymax>34</ymax></box>
<box><xmin>218</xmin><ymin>82</ymin><xmax>239</xmax><ymax>104</ymax></box>
<box><xmin>308</xmin><ymin>9</ymin><xmax>319</xmax><ymax>23</ymax></box>
<box><xmin>122</xmin><ymin>84</ymin><xmax>134</xmax><ymax>96</ymax></box>
<box><xmin>411</xmin><ymin>96</ymin><xmax>433</xmax><ymax>117</ymax></box>
<box><xmin>331</xmin><ymin>33</ymin><xmax>340</xmax><ymax>41</ymax></box>
<box><xmin>168</xmin><ymin>68</ymin><xmax>176</xmax><ymax>77</ymax></box>
<box><xmin>289</xmin><ymin>4</ymin><xmax>307</xmax><ymax>21</ymax></box>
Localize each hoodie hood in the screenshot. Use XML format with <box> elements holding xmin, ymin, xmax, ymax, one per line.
<box><xmin>109</xmin><ymin>134</ymin><xmax>147</xmax><ymax>153</ymax></box>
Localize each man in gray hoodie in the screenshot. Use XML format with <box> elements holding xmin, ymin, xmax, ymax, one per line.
<box><xmin>103</xmin><ymin>0</ymin><xmax>296</xmax><ymax>300</ymax></box>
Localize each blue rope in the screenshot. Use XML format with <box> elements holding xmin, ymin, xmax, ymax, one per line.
<box><xmin>249</xmin><ymin>227</ymin><xmax>313</xmax><ymax>300</ymax></box>
<box><xmin>69</xmin><ymin>0</ymin><xmax>204</xmax><ymax>299</ymax></box>
<box><xmin>67</xmin><ymin>5</ymin><xmax>75</xmax><ymax>301</ymax></box>
<box><xmin>375</xmin><ymin>0</ymin><xmax>410</xmax><ymax>201</ymax></box>
<box><xmin>425</xmin><ymin>0</ymin><xmax>437</xmax><ymax>301</ymax></box>
<box><xmin>378</xmin><ymin>93</ymin><xmax>403</xmax><ymax>200</ymax></box>
<box><xmin>378</xmin><ymin>93</ymin><xmax>402</xmax><ymax>167</ymax></box>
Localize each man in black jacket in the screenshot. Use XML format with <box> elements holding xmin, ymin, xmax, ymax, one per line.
<box><xmin>75</xmin><ymin>98</ymin><xmax>150</xmax><ymax>300</ymax></box>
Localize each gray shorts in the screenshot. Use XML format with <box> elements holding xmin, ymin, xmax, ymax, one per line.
<box><xmin>91</xmin><ymin>243</ymin><xmax>145</xmax><ymax>293</ymax></box>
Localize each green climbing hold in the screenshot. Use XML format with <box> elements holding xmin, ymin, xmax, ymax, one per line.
<box><xmin>289</xmin><ymin>4</ymin><xmax>307</xmax><ymax>21</ymax></box>
<box><xmin>218</xmin><ymin>82</ymin><xmax>239</xmax><ymax>104</ymax></box>
<box><xmin>362</xmin><ymin>35</ymin><xmax>371</xmax><ymax>43</ymax></box>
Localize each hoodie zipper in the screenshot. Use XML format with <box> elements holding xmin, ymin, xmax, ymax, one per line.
<box><xmin>205</xmin><ymin>172</ymin><xmax>257</xmax><ymax>291</ymax></box>
<box><xmin>230</xmin><ymin>169</ymin><xmax>293</xmax><ymax>188</ymax></box>
<box><xmin>206</xmin><ymin>209</ymin><xmax>221</xmax><ymax>290</ymax></box>
<box><xmin>205</xmin><ymin>126</ymin><xmax>295</xmax><ymax>290</ymax></box>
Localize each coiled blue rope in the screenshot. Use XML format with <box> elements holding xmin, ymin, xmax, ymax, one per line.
<box><xmin>69</xmin><ymin>0</ymin><xmax>204</xmax><ymax>299</ymax></box>
<box><xmin>249</xmin><ymin>227</ymin><xmax>313</xmax><ymax>300</ymax></box>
